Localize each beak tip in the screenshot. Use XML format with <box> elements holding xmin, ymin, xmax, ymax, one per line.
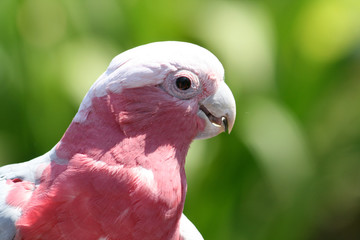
<box><xmin>221</xmin><ymin>116</ymin><xmax>229</xmax><ymax>134</ymax></box>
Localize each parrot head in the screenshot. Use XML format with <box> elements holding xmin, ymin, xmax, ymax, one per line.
<box><xmin>72</xmin><ymin>41</ymin><xmax>236</xmax><ymax>143</ymax></box>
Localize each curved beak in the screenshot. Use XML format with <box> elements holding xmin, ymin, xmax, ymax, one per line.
<box><xmin>196</xmin><ymin>81</ymin><xmax>236</xmax><ymax>139</ymax></box>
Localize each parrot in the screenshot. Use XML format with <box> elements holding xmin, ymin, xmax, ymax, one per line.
<box><xmin>0</xmin><ymin>41</ymin><xmax>236</xmax><ymax>240</ymax></box>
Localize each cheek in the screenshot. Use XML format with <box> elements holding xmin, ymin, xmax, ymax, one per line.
<box><xmin>195</xmin><ymin>114</ymin><xmax>206</xmax><ymax>133</ymax></box>
<box><xmin>181</xmin><ymin>98</ymin><xmax>206</xmax><ymax>133</ymax></box>
<box><xmin>108</xmin><ymin>87</ymin><xmax>203</xmax><ymax>140</ymax></box>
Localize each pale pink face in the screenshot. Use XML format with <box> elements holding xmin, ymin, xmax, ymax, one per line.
<box><xmin>74</xmin><ymin>41</ymin><xmax>236</xmax><ymax>140</ymax></box>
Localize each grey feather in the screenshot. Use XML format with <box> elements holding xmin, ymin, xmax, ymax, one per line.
<box><xmin>0</xmin><ymin>148</ymin><xmax>57</xmax><ymax>240</ymax></box>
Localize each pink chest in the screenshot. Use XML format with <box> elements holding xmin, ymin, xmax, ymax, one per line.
<box><xmin>15</xmin><ymin>154</ymin><xmax>186</xmax><ymax>240</ymax></box>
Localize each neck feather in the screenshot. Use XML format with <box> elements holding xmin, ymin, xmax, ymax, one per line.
<box><xmin>56</xmin><ymin>86</ymin><xmax>204</xmax><ymax>170</ymax></box>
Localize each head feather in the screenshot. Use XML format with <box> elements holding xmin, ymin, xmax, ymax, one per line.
<box><xmin>73</xmin><ymin>41</ymin><xmax>224</xmax><ymax>122</ymax></box>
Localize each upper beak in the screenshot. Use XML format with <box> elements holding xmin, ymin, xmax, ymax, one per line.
<box><xmin>196</xmin><ymin>81</ymin><xmax>236</xmax><ymax>139</ymax></box>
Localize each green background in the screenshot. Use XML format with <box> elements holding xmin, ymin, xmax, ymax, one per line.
<box><xmin>1</xmin><ymin>0</ymin><xmax>360</xmax><ymax>239</ymax></box>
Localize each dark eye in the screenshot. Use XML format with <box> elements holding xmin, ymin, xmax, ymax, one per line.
<box><xmin>176</xmin><ymin>77</ymin><xmax>191</xmax><ymax>90</ymax></box>
<box><xmin>162</xmin><ymin>70</ymin><xmax>200</xmax><ymax>99</ymax></box>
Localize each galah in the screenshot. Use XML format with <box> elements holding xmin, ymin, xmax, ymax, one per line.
<box><xmin>0</xmin><ymin>41</ymin><xmax>236</xmax><ymax>240</ymax></box>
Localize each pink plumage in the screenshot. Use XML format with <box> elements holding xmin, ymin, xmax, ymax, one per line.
<box><xmin>0</xmin><ymin>41</ymin><xmax>236</xmax><ymax>240</ymax></box>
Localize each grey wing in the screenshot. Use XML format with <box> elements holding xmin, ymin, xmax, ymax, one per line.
<box><xmin>0</xmin><ymin>178</ymin><xmax>21</xmax><ymax>240</ymax></box>
<box><xmin>0</xmin><ymin>148</ymin><xmax>56</xmax><ymax>240</ymax></box>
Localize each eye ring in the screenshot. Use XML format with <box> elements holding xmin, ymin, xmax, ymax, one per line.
<box><xmin>176</xmin><ymin>76</ymin><xmax>191</xmax><ymax>90</ymax></box>
<box><xmin>162</xmin><ymin>70</ymin><xmax>201</xmax><ymax>100</ymax></box>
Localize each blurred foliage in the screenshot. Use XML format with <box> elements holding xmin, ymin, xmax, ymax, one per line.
<box><xmin>1</xmin><ymin>0</ymin><xmax>360</xmax><ymax>239</ymax></box>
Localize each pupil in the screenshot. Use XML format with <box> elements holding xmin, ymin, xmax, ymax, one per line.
<box><xmin>176</xmin><ymin>77</ymin><xmax>191</xmax><ymax>90</ymax></box>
